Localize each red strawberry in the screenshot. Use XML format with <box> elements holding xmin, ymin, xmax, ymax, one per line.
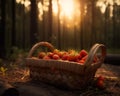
<box><xmin>62</xmin><ymin>53</ymin><xmax>69</xmax><ymax>60</ymax></box>
<box><xmin>79</xmin><ymin>50</ymin><xmax>88</xmax><ymax>57</ymax></box>
<box><xmin>96</xmin><ymin>76</ymin><xmax>105</xmax><ymax>89</ymax></box>
<box><xmin>47</xmin><ymin>52</ymin><xmax>54</xmax><ymax>58</ymax></box>
<box><xmin>57</xmin><ymin>51</ymin><xmax>64</xmax><ymax>58</ymax></box>
<box><xmin>81</xmin><ymin>55</ymin><xmax>88</xmax><ymax>61</ymax></box>
<box><xmin>76</xmin><ymin>54</ymin><xmax>82</xmax><ymax>60</ymax></box>
<box><xmin>38</xmin><ymin>52</ymin><xmax>46</xmax><ymax>59</ymax></box>
<box><xmin>96</xmin><ymin>80</ymin><xmax>104</xmax><ymax>89</ymax></box>
<box><xmin>67</xmin><ymin>54</ymin><xmax>78</xmax><ymax>62</ymax></box>
<box><xmin>43</xmin><ymin>56</ymin><xmax>51</xmax><ymax>60</ymax></box>
<box><xmin>52</xmin><ymin>54</ymin><xmax>60</xmax><ymax>60</ymax></box>
<box><xmin>53</xmin><ymin>49</ymin><xmax>60</xmax><ymax>54</ymax></box>
<box><xmin>78</xmin><ymin>59</ymin><xmax>85</xmax><ymax>64</ymax></box>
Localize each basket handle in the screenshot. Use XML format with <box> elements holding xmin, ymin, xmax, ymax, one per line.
<box><xmin>84</xmin><ymin>43</ymin><xmax>106</xmax><ymax>67</ymax></box>
<box><xmin>27</xmin><ymin>42</ymin><xmax>55</xmax><ymax>58</ymax></box>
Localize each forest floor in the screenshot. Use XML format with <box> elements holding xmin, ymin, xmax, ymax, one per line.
<box><xmin>0</xmin><ymin>60</ymin><xmax>120</xmax><ymax>96</ymax></box>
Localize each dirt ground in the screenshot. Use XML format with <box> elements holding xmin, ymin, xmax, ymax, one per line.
<box><xmin>0</xmin><ymin>63</ymin><xmax>120</xmax><ymax>96</ymax></box>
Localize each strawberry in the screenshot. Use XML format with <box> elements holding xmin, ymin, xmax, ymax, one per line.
<box><xmin>79</xmin><ymin>50</ymin><xmax>88</xmax><ymax>57</ymax></box>
<box><xmin>47</xmin><ymin>52</ymin><xmax>54</xmax><ymax>58</ymax></box>
<box><xmin>53</xmin><ymin>49</ymin><xmax>60</xmax><ymax>54</ymax></box>
<box><xmin>78</xmin><ymin>59</ymin><xmax>85</xmax><ymax>64</ymax></box>
<box><xmin>43</xmin><ymin>56</ymin><xmax>51</xmax><ymax>60</ymax></box>
<box><xmin>62</xmin><ymin>53</ymin><xmax>69</xmax><ymax>60</ymax></box>
<box><xmin>96</xmin><ymin>79</ymin><xmax>104</xmax><ymax>89</ymax></box>
<box><xmin>81</xmin><ymin>55</ymin><xmax>88</xmax><ymax>61</ymax></box>
<box><xmin>96</xmin><ymin>76</ymin><xmax>105</xmax><ymax>89</ymax></box>
<box><xmin>76</xmin><ymin>54</ymin><xmax>82</xmax><ymax>60</ymax></box>
<box><xmin>38</xmin><ymin>52</ymin><xmax>46</xmax><ymax>59</ymax></box>
<box><xmin>55</xmin><ymin>51</ymin><xmax>64</xmax><ymax>58</ymax></box>
<box><xmin>68</xmin><ymin>54</ymin><xmax>77</xmax><ymax>62</ymax></box>
<box><xmin>52</xmin><ymin>54</ymin><xmax>60</xmax><ymax>60</ymax></box>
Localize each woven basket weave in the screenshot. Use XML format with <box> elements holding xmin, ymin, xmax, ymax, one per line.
<box><xmin>26</xmin><ymin>42</ymin><xmax>106</xmax><ymax>90</ymax></box>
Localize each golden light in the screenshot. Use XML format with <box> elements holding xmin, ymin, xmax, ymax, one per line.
<box><xmin>52</xmin><ymin>0</ymin><xmax>80</xmax><ymax>27</ymax></box>
<box><xmin>52</xmin><ymin>0</ymin><xmax>76</xmax><ymax>20</ymax></box>
<box><xmin>36</xmin><ymin>0</ymin><xmax>81</xmax><ymax>27</ymax></box>
<box><xmin>16</xmin><ymin>0</ymin><xmax>31</xmax><ymax>11</ymax></box>
<box><xmin>38</xmin><ymin>2</ymin><xmax>43</xmax><ymax>21</ymax></box>
<box><xmin>52</xmin><ymin>0</ymin><xmax>58</xmax><ymax>15</ymax></box>
<box><xmin>59</xmin><ymin>0</ymin><xmax>74</xmax><ymax>18</ymax></box>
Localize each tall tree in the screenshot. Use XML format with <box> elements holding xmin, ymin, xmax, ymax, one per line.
<box><xmin>91</xmin><ymin>0</ymin><xmax>96</xmax><ymax>44</ymax></box>
<box><xmin>48</xmin><ymin>0</ymin><xmax>52</xmax><ymax>42</ymax></box>
<box><xmin>0</xmin><ymin>0</ymin><xmax>6</xmax><ymax>58</ymax></box>
<box><xmin>30</xmin><ymin>0</ymin><xmax>38</xmax><ymax>45</ymax></box>
<box><xmin>113</xmin><ymin>2</ymin><xmax>118</xmax><ymax>48</ymax></box>
<box><xmin>57</xmin><ymin>0</ymin><xmax>61</xmax><ymax>49</ymax></box>
<box><xmin>80</xmin><ymin>0</ymin><xmax>84</xmax><ymax>49</ymax></box>
<box><xmin>12</xmin><ymin>0</ymin><xmax>16</xmax><ymax>46</ymax></box>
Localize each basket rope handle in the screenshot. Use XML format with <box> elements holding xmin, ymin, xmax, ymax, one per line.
<box><xmin>27</xmin><ymin>42</ymin><xmax>54</xmax><ymax>58</ymax></box>
<box><xmin>84</xmin><ymin>43</ymin><xmax>106</xmax><ymax>67</ymax></box>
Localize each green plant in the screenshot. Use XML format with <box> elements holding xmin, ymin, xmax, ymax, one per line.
<box><xmin>0</xmin><ymin>66</ymin><xmax>7</xmax><ymax>76</ymax></box>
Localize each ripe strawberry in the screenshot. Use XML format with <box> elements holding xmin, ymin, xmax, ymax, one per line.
<box><xmin>47</xmin><ymin>52</ymin><xmax>54</xmax><ymax>58</ymax></box>
<box><xmin>79</xmin><ymin>50</ymin><xmax>88</xmax><ymax>57</ymax></box>
<box><xmin>81</xmin><ymin>55</ymin><xmax>88</xmax><ymax>61</ymax></box>
<box><xmin>68</xmin><ymin>54</ymin><xmax>77</xmax><ymax>62</ymax></box>
<box><xmin>78</xmin><ymin>59</ymin><xmax>85</xmax><ymax>64</ymax></box>
<box><xmin>76</xmin><ymin>54</ymin><xmax>82</xmax><ymax>60</ymax></box>
<box><xmin>38</xmin><ymin>52</ymin><xmax>46</xmax><ymax>59</ymax></box>
<box><xmin>57</xmin><ymin>51</ymin><xmax>64</xmax><ymax>58</ymax></box>
<box><xmin>43</xmin><ymin>56</ymin><xmax>51</xmax><ymax>60</ymax></box>
<box><xmin>53</xmin><ymin>49</ymin><xmax>60</xmax><ymax>54</ymax></box>
<box><xmin>96</xmin><ymin>79</ymin><xmax>104</xmax><ymax>89</ymax></box>
<box><xmin>62</xmin><ymin>53</ymin><xmax>69</xmax><ymax>60</ymax></box>
<box><xmin>96</xmin><ymin>76</ymin><xmax>105</xmax><ymax>89</ymax></box>
<box><xmin>52</xmin><ymin>54</ymin><xmax>60</xmax><ymax>60</ymax></box>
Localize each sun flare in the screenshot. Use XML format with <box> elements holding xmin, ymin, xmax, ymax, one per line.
<box><xmin>52</xmin><ymin>0</ymin><xmax>80</xmax><ymax>27</ymax></box>
<box><xmin>59</xmin><ymin>0</ymin><xmax>74</xmax><ymax>17</ymax></box>
<box><xmin>35</xmin><ymin>0</ymin><xmax>80</xmax><ymax>27</ymax></box>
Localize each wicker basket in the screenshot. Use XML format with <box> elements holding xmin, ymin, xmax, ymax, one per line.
<box><xmin>26</xmin><ymin>42</ymin><xmax>106</xmax><ymax>90</ymax></box>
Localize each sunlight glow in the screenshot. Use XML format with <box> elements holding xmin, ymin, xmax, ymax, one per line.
<box><xmin>24</xmin><ymin>0</ymin><xmax>30</xmax><ymax>8</ymax></box>
<box><xmin>59</xmin><ymin>0</ymin><xmax>74</xmax><ymax>17</ymax></box>
<box><xmin>52</xmin><ymin>0</ymin><xmax>58</xmax><ymax>15</ymax></box>
<box><xmin>96</xmin><ymin>1</ymin><xmax>106</xmax><ymax>13</ymax></box>
<box><xmin>96</xmin><ymin>0</ymin><xmax>120</xmax><ymax>15</ymax></box>
<box><xmin>16</xmin><ymin>0</ymin><xmax>30</xmax><ymax>11</ymax></box>
<box><xmin>38</xmin><ymin>2</ymin><xmax>43</xmax><ymax>21</ymax></box>
<box><xmin>16</xmin><ymin>0</ymin><xmax>21</xmax><ymax>3</ymax></box>
<box><xmin>16</xmin><ymin>0</ymin><xmax>80</xmax><ymax>27</ymax></box>
<box><xmin>52</xmin><ymin>0</ymin><xmax>80</xmax><ymax>27</ymax></box>
<box><xmin>43</xmin><ymin>0</ymin><xmax>49</xmax><ymax>12</ymax></box>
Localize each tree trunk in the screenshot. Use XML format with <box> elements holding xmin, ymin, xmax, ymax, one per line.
<box><xmin>48</xmin><ymin>0</ymin><xmax>52</xmax><ymax>43</ymax></box>
<box><xmin>57</xmin><ymin>0</ymin><xmax>61</xmax><ymax>49</ymax></box>
<box><xmin>30</xmin><ymin>0</ymin><xmax>38</xmax><ymax>45</ymax></box>
<box><xmin>91</xmin><ymin>0</ymin><xmax>95</xmax><ymax>45</ymax></box>
<box><xmin>11</xmin><ymin>0</ymin><xmax>16</xmax><ymax>46</ymax></box>
<box><xmin>0</xmin><ymin>0</ymin><xmax>6</xmax><ymax>58</ymax></box>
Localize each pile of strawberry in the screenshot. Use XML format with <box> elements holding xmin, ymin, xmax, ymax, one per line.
<box><xmin>36</xmin><ymin>49</ymin><xmax>98</xmax><ymax>64</ymax></box>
